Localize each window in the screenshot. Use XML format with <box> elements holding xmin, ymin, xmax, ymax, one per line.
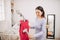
<box><xmin>0</xmin><ymin>0</ymin><xmax>5</xmax><ymax>21</ymax></box>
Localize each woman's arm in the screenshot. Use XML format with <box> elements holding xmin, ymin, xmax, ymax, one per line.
<box><xmin>33</xmin><ymin>19</ymin><xmax>46</xmax><ymax>38</ymax></box>
<box><xmin>29</xmin><ymin>22</ymin><xmax>37</xmax><ymax>29</ymax></box>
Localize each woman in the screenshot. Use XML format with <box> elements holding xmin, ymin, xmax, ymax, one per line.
<box><xmin>29</xmin><ymin>6</ymin><xmax>46</xmax><ymax>40</ymax></box>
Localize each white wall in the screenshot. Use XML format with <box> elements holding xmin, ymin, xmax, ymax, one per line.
<box><xmin>14</xmin><ymin>0</ymin><xmax>60</xmax><ymax>38</ymax></box>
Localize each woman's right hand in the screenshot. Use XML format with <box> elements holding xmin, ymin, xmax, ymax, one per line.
<box><xmin>28</xmin><ymin>34</ymin><xmax>33</xmax><ymax>39</ymax></box>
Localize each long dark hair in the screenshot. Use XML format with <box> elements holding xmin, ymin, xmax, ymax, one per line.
<box><xmin>35</xmin><ymin>6</ymin><xmax>45</xmax><ymax>18</ymax></box>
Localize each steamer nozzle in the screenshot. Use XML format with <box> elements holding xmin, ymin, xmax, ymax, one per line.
<box><xmin>16</xmin><ymin>10</ymin><xmax>26</xmax><ymax>21</ymax></box>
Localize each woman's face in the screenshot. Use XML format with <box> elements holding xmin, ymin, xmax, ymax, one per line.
<box><xmin>35</xmin><ymin>9</ymin><xmax>43</xmax><ymax>17</ymax></box>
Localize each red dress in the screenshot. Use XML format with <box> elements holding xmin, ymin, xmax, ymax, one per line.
<box><xmin>19</xmin><ymin>20</ymin><xmax>29</xmax><ymax>40</ymax></box>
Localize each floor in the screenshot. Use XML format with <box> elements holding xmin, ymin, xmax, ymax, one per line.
<box><xmin>30</xmin><ymin>38</ymin><xmax>60</xmax><ymax>40</ymax></box>
<box><xmin>47</xmin><ymin>38</ymin><xmax>60</xmax><ymax>40</ymax></box>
